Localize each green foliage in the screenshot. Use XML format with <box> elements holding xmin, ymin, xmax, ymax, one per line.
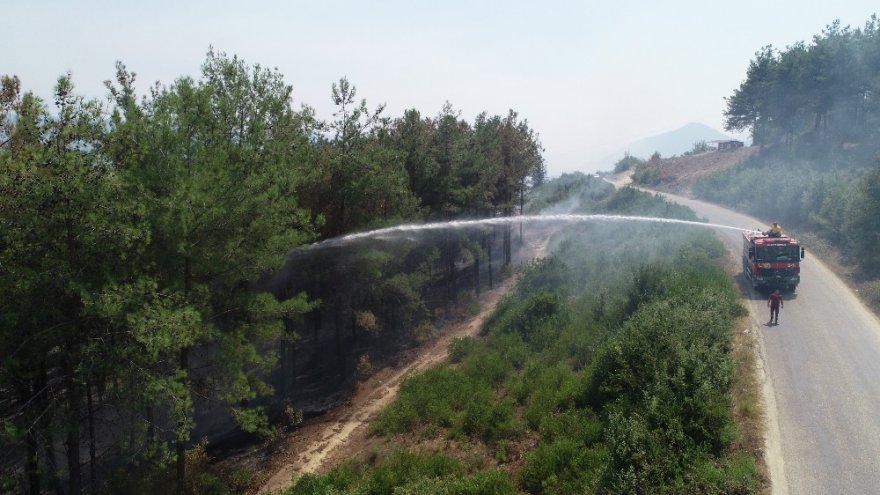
<box><xmin>374</xmin><ymin>368</ymin><xmax>478</xmax><ymax>435</ymax></box>
<box><xmin>686</xmin><ymin>141</ymin><xmax>711</xmax><ymax>155</ymax></box>
<box><xmin>286</xmin><ymin>451</ymin><xmax>513</xmax><ymax>495</ymax></box>
<box><xmin>373</xmin><ymin>363</ymin><xmax>521</xmax><ymax>443</ymax></box>
<box><xmin>724</xmin><ymin>16</ymin><xmax>880</xmax><ymax>146</ymax></box>
<box><xmin>613</xmin><ymin>153</ymin><xmax>646</xmax><ymax>173</ymax></box>
<box><xmin>514</xmin><ymin>256</ymin><xmax>571</xmax><ymax>297</ymax></box>
<box><xmin>632</xmin><ymin>161</ymin><xmax>661</xmax><ymax>185</ymax></box>
<box><xmin>102</xmin><ymin>51</ymin><xmax>322</xmax><ymax>464</ymax></box>
<box><xmin>484</xmin><ymin>292</ymin><xmax>567</xmax><ymax>347</ymax></box>
<box><xmin>287</xmin><ymin>464</ymin><xmax>364</xmax><ymax>495</ymax></box>
<box><xmin>520</xmin><ymin>438</ymin><xmax>607</xmax><ymax>494</ymax></box>
<box><xmin>393</xmin><ymin>470</ymin><xmax>517</xmax><ymax>495</ymax></box>
<box><xmin>526</xmin><ymin>172</ymin><xmax>613</xmax><ymax>214</ymax></box>
<box><xmin>448</xmin><ymin>337</ymin><xmax>476</xmax><ymax>363</ymax></box>
<box><xmin>231</xmin><ymin>406</ymin><xmax>275</xmax><ymax>438</ymax></box>
<box><xmin>573</xmin><ymin>267</ymin><xmax>744</xmax><ymax>493</ymax></box>
<box><xmin>845</xmin><ymin>166</ymin><xmax>880</xmax><ymax>273</ymax></box>
<box><xmin>366</xmin><ymin>452</ymin><xmax>464</xmax><ymax>494</ymax></box>
<box><xmin>517</xmin><ymin>363</ymin><xmax>582</xmax><ymax>429</ymax></box>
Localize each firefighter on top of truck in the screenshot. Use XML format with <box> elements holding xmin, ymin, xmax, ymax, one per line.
<box><xmin>764</xmin><ymin>222</ymin><xmax>782</xmax><ymax>237</ymax></box>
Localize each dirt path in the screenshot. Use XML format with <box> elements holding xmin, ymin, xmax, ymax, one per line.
<box><xmin>258</xmin><ymin>237</ymin><xmax>548</xmax><ymax>494</ymax></box>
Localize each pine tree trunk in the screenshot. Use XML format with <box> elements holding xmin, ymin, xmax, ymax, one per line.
<box><xmin>350</xmin><ymin>301</ymin><xmax>357</xmax><ymax>344</ymax></box>
<box><xmin>87</xmin><ymin>384</ymin><xmax>97</xmax><ymax>493</ymax></box>
<box><xmin>44</xmin><ymin>420</ymin><xmax>62</xmax><ymax>494</ymax></box>
<box><xmin>63</xmin><ymin>212</ymin><xmax>82</xmax><ymax>494</ymax></box>
<box><xmin>177</xmin><ymin>346</ymin><xmax>189</xmax><ymax>494</ymax></box>
<box><xmin>290</xmin><ymin>344</ymin><xmax>297</xmax><ymax>394</ymax></box>
<box><xmin>279</xmin><ymin>339</ymin><xmax>288</xmax><ymax>397</ymax></box>
<box><xmin>474</xmin><ymin>256</ymin><xmax>480</xmax><ymax>295</ymax></box>
<box><xmin>178</xmin><ymin>255</ymin><xmax>193</xmax><ymax>494</ymax></box>
<box><xmin>488</xmin><ymin>231</ymin><xmax>494</xmax><ymax>289</ymax></box>
<box><xmin>66</xmin><ymin>376</ymin><xmax>82</xmax><ymax>495</ymax></box>
<box><xmin>335</xmin><ymin>303</ymin><xmax>344</xmax><ymax>366</ymax></box>
<box><xmin>519</xmin><ymin>183</ymin><xmax>525</xmax><ymax>244</ymax></box>
<box><xmin>449</xmin><ymin>255</ymin><xmax>456</xmax><ymax>302</ymax></box>
<box><xmin>24</xmin><ymin>380</ymin><xmax>40</xmax><ymax>495</ymax></box>
<box><xmin>146</xmin><ymin>406</ymin><xmax>155</xmax><ymax>442</ymax></box>
<box><xmin>37</xmin><ymin>365</ymin><xmax>63</xmax><ymax>495</ymax></box>
<box><xmin>504</xmin><ymin>223</ymin><xmax>512</xmax><ymax>265</ymax></box>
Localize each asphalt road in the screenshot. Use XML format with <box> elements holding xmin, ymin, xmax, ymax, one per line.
<box><xmin>657</xmin><ymin>192</ymin><xmax>880</xmax><ymax>495</ymax></box>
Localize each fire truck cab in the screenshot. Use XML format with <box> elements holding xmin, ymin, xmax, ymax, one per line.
<box><xmin>742</xmin><ymin>229</ymin><xmax>805</xmax><ymax>292</ymax></box>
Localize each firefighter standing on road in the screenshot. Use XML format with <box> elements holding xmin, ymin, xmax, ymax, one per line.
<box><xmin>768</xmin><ymin>289</ymin><xmax>783</xmax><ymax>325</ymax></box>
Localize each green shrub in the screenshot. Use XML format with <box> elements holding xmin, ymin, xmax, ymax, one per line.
<box><xmin>536</xmin><ymin>410</ymin><xmax>603</xmax><ymax>445</ymax></box>
<box><xmin>519</xmin><ymin>363</ymin><xmax>579</xmax><ymax>430</ymax></box>
<box><xmin>462</xmin><ymin>350</ymin><xmax>513</xmax><ymax>386</ymax></box>
<box><xmin>613</xmin><ymin>153</ymin><xmax>646</xmax><ymax>173</ymax></box>
<box><xmin>520</xmin><ymin>438</ymin><xmax>607</xmax><ymax>494</ymax></box>
<box><xmin>515</xmin><ymin>256</ymin><xmax>571</xmax><ymax>297</ymax></box>
<box><xmin>631</xmin><ymin>162</ymin><xmax>660</xmax><ymax>185</ymax></box>
<box><xmin>394</xmin><ymin>470</ymin><xmax>517</xmax><ymax>495</ymax></box>
<box><xmin>492</xmin><ymin>332</ymin><xmax>530</xmax><ymax>370</ymax></box>
<box><xmin>373</xmin><ymin>368</ymin><xmax>484</xmax><ymax>435</ymax></box>
<box><xmin>367</xmin><ymin>451</ymin><xmax>464</xmax><ymax>494</ymax></box>
<box><xmin>458</xmin><ymin>398</ymin><xmax>522</xmax><ymax>443</ymax></box>
<box><xmin>678</xmin><ymin>453</ymin><xmax>761</xmax><ymax>495</ymax></box>
<box><xmin>485</xmin><ymin>292</ymin><xmax>566</xmax><ymax>346</ymax></box>
<box><xmin>448</xmin><ymin>336</ymin><xmax>476</xmax><ymax>363</ymax></box>
<box><xmin>287</xmin><ymin>452</ymin><xmax>467</xmax><ymax>495</ymax></box>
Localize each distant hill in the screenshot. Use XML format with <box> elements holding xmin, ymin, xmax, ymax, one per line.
<box><xmin>596</xmin><ymin>123</ymin><xmax>734</xmax><ymax>170</ymax></box>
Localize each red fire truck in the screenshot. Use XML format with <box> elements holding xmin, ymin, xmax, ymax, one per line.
<box><xmin>742</xmin><ymin>229</ymin><xmax>805</xmax><ymax>292</ymax></box>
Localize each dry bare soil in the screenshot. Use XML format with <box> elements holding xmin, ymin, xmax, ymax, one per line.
<box><xmin>645</xmin><ymin>146</ymin><xmax>758</xmax><ymax>195</ymax></box>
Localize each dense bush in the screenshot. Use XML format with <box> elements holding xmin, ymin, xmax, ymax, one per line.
<box><xmin>632</xmin><ymin>161</ymin><xmax>661</xmax><ymax>185</ymax></box>
<box><xmin>613</xmin><ymin>153</ymin><xmax>646</xmax><ymax>173</ymax></box>
<box><xmin>520</xmin><ymin>438</ymin><xmax>607</xmax><ymax>494</ymax></box>
<box><xmin>392</xmin><ymin>471</ymin><xmax>517</xmax><ymax>495</ymax></box>
<box><xmin>286</xmin><ymin>451</ymin><xmax>515</xmax><ymax>495</ymax></box>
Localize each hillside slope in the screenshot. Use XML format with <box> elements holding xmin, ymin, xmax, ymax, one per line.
<box><xmin>640</xmin><ymin>146</ymin><xmax>758</xmax><ymax>194</ymax></box>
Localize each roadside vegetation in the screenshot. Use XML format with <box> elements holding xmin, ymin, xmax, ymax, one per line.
<box><xmin>285</xmin><ymin>179</ymin><xmax>762</xmax><ymax>494</ymax></box>
<box><xmin>689</xmin><ymin>14</ymin><xmax>880</xmax><ymax>304</ymax></box>
<box><xmin>612</xmin><ymin>153</ymin><xmax>645</xmax><ymax>174</ymax></box>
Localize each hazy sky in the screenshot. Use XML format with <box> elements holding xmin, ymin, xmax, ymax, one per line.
<box><xmin>5</xmin><ymin>1</ymin><xmax>878</xmax><ymax>175</ymax></box>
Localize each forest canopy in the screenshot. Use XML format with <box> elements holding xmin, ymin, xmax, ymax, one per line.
<box><xmin>724</xmin><ymin>16</ymin><xmax>880</xmax><ymax>147</ymax></box>
<box><xmin>0</xmin><ymin>50</ymin><xmax>546</xmax><ymax>494</ymax></box>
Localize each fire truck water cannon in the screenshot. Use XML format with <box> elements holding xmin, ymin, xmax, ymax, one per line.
<box><xmin>742</xmin><ymin>226</ymin><xmax>806</xmax><ymax>292</ymax></box>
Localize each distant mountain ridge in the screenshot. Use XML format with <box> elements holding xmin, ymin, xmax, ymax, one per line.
<box><xmin>597</xmin><ymin>122</ymin><xmax>733</xmax><ymax>169</ymax></box>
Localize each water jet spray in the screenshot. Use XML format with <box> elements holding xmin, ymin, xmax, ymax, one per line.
<box><xmin>302</xmin><ymin>214</ymin><xmax>750</xmax><ymax>251</ymax></box>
